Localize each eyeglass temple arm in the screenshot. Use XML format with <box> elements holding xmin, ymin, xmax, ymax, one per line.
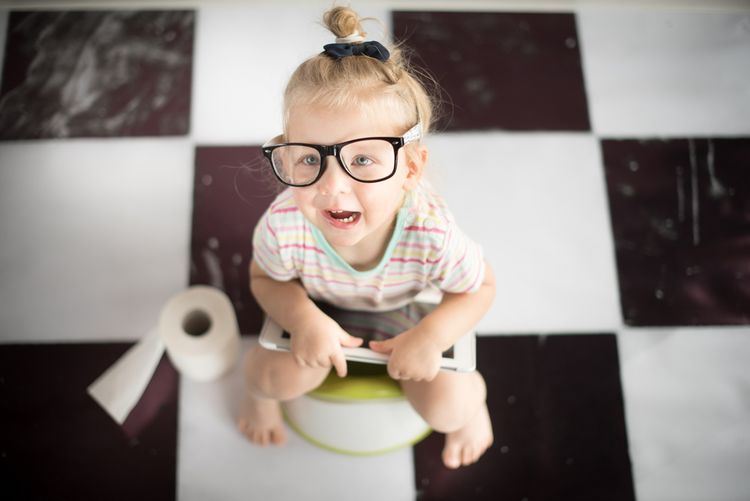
<box><xmin>403</xmin><ymin>122</ymin><xmax>422</xmax><ymax>145</ymax></box>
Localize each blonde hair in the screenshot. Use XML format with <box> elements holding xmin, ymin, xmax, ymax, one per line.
<box><xmin>283</xmin><ymin>6</ymin><xmax>437</xmax><ymax>146</ymax></box>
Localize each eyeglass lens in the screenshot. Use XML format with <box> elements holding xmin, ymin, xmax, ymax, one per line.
<box><xmin>271</xmin><ymin>139</ymin><xmax>396</xmax><ymax>186</ymax></box>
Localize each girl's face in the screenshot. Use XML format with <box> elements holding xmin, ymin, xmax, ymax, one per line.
<box><xmin>285</xmin><ymin>103</ymin><xmax>425</xmax><ymax>262</ymax></box>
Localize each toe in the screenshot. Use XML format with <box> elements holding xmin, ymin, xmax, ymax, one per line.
<box><xmin>258</xmin><ymin>431</ymin><xmax>270</xmax><ymax>447</ymax></box>
<box><xmin>442</xmin><ymin>444</ymin><xmax>462</xmax><ymax>470</ymax></box>
<box><xmin>270</xmin><ymin>427</ymin><xmax>287</xmax><ymax>446</ymax></box>
<box><xmin>238</xmin><ymin>419</ymin><xmax>254</xmax><ymax>441</ymax></box>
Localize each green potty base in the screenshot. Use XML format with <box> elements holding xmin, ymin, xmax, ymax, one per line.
<box><xmin>282</xmin><ymin>362</ymin><xmax>431</xmax><ymax>455</ymax></box>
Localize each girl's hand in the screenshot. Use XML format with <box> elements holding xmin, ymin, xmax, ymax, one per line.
<box><xmin>290</xmin><ymin>314</ymin><xmax>363</xmax><ymax>378</ymax></box>
<box><xmin>369</xmin><ymin>328</ymin><xmax>442</xmax><ymax>382</ymax></box>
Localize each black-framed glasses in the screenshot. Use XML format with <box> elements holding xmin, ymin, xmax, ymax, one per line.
<box><xmin>261</xmin><ymin>123</ymin><xmax>422</xmax><ymax>187</ymax></box>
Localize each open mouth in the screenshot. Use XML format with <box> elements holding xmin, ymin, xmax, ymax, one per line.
<box><xmin>325</xmin><ymin>210</ymin><xmax>362</xmax><ymax>227</ymax></box>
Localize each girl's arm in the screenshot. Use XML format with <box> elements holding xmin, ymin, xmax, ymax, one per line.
<box><xmin>417</xmin><ymin>260</ymin><xmax>496</xmax><ymax>353</ymax></box>
<box><xmin>369</xmin><ymin>260</ymin><xmax>496</xmax><ymax>381</ymax></box>
<box><xmin>250</xmin><ymin>259</ymin><xmax>363</xmax><ymax>377</ymax></box>
<box><xmin>250</xmin><ymin>259</ymin><xmax>321</xmax><ymax>334</ymax></box>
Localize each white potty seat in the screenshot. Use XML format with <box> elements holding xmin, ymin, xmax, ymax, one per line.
<box><xmin>282</xmin><ymin>362</ymin><xmax>431</xmax><ymax>455</ymax></box>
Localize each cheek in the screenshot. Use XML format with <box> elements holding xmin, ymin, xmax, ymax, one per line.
<box><xmin>356</xmin><ymin>182</ymin><xmax>405</xmax><ymax>215</ymax></box>
<box><xmin>291</xmin><ymin>188</ymin><xmax>316</xmax><ymax>213</ymax></box>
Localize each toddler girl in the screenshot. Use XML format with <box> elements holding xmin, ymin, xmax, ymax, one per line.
<box><xmin>239</xmin><ymin>6</ymin><xmax>496</xmax><ymax>470</ymax></box>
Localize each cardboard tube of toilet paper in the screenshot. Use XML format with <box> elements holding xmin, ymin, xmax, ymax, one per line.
<box><xmin>88</xmin><ymin>286</ymin><xmax>240</xmax><ymax>424</ymax></box>
<box><xmin>159</xmin><ymin>285</ymin><xmax>240</xmax><ymax>381</ymax></box>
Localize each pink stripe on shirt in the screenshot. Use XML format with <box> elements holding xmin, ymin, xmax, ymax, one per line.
<box><xmin>271</xmin><ymin>206</ymin><xmax>299</xmax><ymax>215</ymax></box>
<box><xmin>278</xmin><ymin>243</ymin><xmax>325</xmax><ymax>254</ymax></box>
<box><xmin>396</xmin><ymin>241</ymin><xmax>443</xmax><ymax>252</ymax></box>
<box><xmin>390</xmin><ymin>257</ymin><xmax>442</xmax><ymax>265</ymax></box>
<box><xmin>404</xmin><ymin>225</ymin><xmax>447</xmax><ymax>234</ymax></box>
<box><xmin>301</xmin><ymin>273</ymin><xmax>382</xmax><ymax>291</ymax></box>
<box><xmin>265</xmin><ymin>218</ymin><xmax>277</xmax><ymax>238</ymax></box>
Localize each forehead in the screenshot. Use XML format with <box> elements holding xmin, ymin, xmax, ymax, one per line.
<box><xmin>285</xmin><ymin>106</ymin><xmax>394</xmax><ymax>144</ymax></box>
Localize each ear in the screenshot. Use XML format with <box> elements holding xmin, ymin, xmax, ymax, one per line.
<box><xmin>403</xmin><ymin>145</ymin><xmax>428</xmax><ymax>191</ymax></box>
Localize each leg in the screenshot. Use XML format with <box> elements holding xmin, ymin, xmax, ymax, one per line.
<box><xmin>401</xmin><ymin>371</ymin><xmax>494</xmax><ymax>469</ymax></box>
<box><xmin>238</xmin><ymin>344</ymin><xmax>330</xmax><ymax>446</ymax></box>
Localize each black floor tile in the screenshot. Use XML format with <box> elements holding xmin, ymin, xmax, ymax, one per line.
<box><xmin>0</xmin><ymin>10</ymin><xmax>194</xmax><ymax>140</ymax></box>
<box><xmin>414</xmin><ymin>335</ymin><xmax>634</xmax><ymax>501</ymax></box>
<box><xmin>392</xmin><ymin>11</ymin><xmax>591</xmax><ymax>132</ymax></box>
<box><xmin>0</xmin><ymin>343</ymin><xmax>178</xmax><ymax>501</ymax></box>
<box><xmin>602</xmin><ymin>137</ymin><xmax>750</xmax><ymax>326</ymax></box>
<box><xmin>190</xmin><ymin>146</ymin><xmax>279</xmax><ymax>334</ymax></box>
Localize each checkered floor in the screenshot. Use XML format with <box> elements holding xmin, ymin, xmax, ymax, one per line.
<box><xmin>1</xmin><ymin>3</ymin><xmax>749</xmax><ymax>500</ymax></box>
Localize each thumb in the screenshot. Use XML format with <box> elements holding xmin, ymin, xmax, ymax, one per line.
<box><xmin>369</xmin><ymin>338</ymin><xmax>395</xmax><ymax>354</ymax></box>
<box><xmin>339</xmin><ymin>332</ymin><xmax>364</xmax><ymax>348</ymax></box>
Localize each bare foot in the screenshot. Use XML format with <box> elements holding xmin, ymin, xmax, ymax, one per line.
<box><xmin>441</xmin><ymin>402</ymin><xmax>494</xmax><ymax>469</ymax></box>
<box><xmin>237</xmin><ymin>392</ymin><xmax>287</xmax><ymax>447</ymax></box>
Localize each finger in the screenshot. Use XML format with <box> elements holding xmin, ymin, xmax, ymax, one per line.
<box><xmin>331</xmin><ymin>350</ymin><xmax>348</xmax><ymax>378</ymax></box>
<box><xmin>369</xmin><ymin>339</ymin><xmax>394</xmax><ymax>354</ymax></box>
<box><xmin>340</xmin><ymin>334</ymin><xmax>364</xmax><ymax>348</ymax></box>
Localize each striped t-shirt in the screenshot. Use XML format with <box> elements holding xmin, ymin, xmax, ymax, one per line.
<box><xmin>252</xmin><ymin>183</ymin><xmax>485</xmax><ymax>311</ymax></box>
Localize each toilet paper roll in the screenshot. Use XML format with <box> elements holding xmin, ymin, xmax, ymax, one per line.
<box><xmin>88</xmin><ymin>285</ymin><xmax>240</xmax><ymax>425</ymax></box>
<box><xmin>159</xmin><ymin>286</ymin><xmax>240</xmax><ymax>381</ymax></box>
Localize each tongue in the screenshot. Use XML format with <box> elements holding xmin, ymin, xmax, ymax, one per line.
<box><xmin>331</xmin><ymin>211</ymin><xmax>356</xmax><ymax>220</ymax></box>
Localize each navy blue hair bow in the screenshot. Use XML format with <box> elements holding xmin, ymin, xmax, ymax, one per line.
<box><xmin>323</xmin><ymin>41</ymin><xmax>390</xmax><ymax>62</ymax></box>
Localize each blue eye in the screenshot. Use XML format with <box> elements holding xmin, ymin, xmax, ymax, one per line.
<box><xmin>351</xmin><ymin>155</ymin><xmax>373</xmax><ymax>167</ymax></box>
<box><xmin>300</xmin><ymin>154</ymin><xmax>320</xmax><ymax>166</ymax></box>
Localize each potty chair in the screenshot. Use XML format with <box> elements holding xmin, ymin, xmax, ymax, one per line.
<box><xmin>282</xmin><ymin>361</ymin><xmax>431</xmax><ymax>455</ymax></box>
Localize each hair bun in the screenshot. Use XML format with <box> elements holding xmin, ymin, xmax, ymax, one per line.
<box><xmin>323</xmin><ymin>6</ymin><xmax>366</xmax><ymax>41</ymax></box>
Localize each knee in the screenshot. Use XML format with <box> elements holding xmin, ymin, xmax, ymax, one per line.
<box><xmin>418</xmin><ymin>400</ymin><xmax>471</xmax><ymax>433</ymax></box>
<box><xmin>244</xmin><ymin>348</ymin><xmax>325</xmax><ymax>401</ymax></box>
<box><xmin>407</xmin><ymin>373</ymin><xmax>485</xmax><ymax>433</ymax></box>
<box><xmin>258</xmin><ymin>365</ymin><xmax>310</xmax><ymax>401</ymax></box>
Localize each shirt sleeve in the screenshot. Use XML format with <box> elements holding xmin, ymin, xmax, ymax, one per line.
<box><xmin>429</xmin><ymin>221</ymin><xmax>486</xmax><ymax>294</ymax></box>
<box><xmin>251</xmin><ymin>208</ymin><xmax>298</xmax><ymax>282</ymax></box>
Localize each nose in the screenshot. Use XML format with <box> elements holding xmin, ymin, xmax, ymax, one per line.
<box><xmin>316</xmin><ymin>155</ymin><xmax>351</xmax><ymax>195</ymax></box>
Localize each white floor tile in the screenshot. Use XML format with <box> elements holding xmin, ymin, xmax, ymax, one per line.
<box><xmin>425</xmin><ymin>132</ymin><xmax>621</xmax><ymax>334</ymax></box>
<box><xmin>0</xmin><ymin>139</ymin><xmax>193</xmax><ymax>341</ymax></box>
<box><xmin>578</xmin><ymin>8</ymin><xmax>750</xmax><ymax>136</ymax></box>
<box><xmin>619</xmin><ymin>327</ymin><xmax>750</xmax><ymax>501</ymax></box>
<box><xmin>191</xmin><ymin>3</ymin><xmax>391</xmax><ymax>144</ymax></box>
<box><xmin>178</xmin><ymin>336</ymin><xmax>417</xmax><ymax>501</ymax></box>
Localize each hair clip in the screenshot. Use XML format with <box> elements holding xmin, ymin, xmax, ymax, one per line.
<box><xmin>335</xmin><ymin>31</ymin><xmax>365</xmax><ymax>44</ymax></box>
<box><xmin>323</xmin><ymin>40</ymin><xmax>390</xmax><ymax>62</ymax></box>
